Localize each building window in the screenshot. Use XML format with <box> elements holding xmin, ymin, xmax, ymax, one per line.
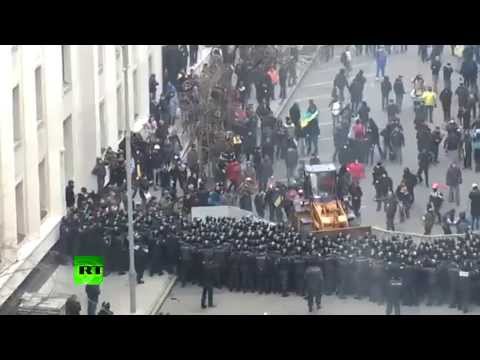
<box><xmin>99</xmin><ymin>100</ymin><xmax>107</xmax><ymax>151</ymax></box>
<box><xmin>12</xmin><ymin>85</ymin><xmax>22</xmax><ymax>144</ymax></box>
<box><xmin>62</xmin><ymin>116</ymin><xmax>74</xmax><ymax>185</ymax></box>
<box><xmin>117</xmin><ymin>85</ymin><xmax>124</xmax><ymax>139</ymax></box>
<box><xmin>61</xmin><ymin>45</ymin><xmax>72</xmax><ymax>89</ymax></box>
<box><xmin>133</xmin><ymin>69</ymin><xmax>139</xmax><ymax>119</ymax></box>
<box><xmin>35</xmin><ymin>66</ymin><xmax>44</xmax><ymax>123</ymax></box>
<box><xmin>98</xmin><ymin>45</ymin><xmax>104</xmax><ymax>74</ymax></box>
<box><xmin>132</xmin><ymin>45</ymin><xmax>138</xmax><ymax>65</ymax></box>
<box><xmin>15</xmin><ymin>181</ymin><xmax>26</xmax><ymax>244</ymax></box>
<box><xmin>39</xmin><ymin>159</ymin><xmax>49</xmax><ymax>221</ymax></box>
<box><xmin>116</xmin><ymin>46</ymin><xmax>122</xmax><ymax>81</ymax></box>
<box><xmin>148</xmin><ymin>54</ymin><xmax>153</xmax><ymax>77</ymax></box>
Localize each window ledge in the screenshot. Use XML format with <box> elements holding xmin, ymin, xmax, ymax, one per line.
<box><xmin>40</xmin><ymin>210</ymin><xmax>49</xmax><ymax>223</ymax></box>
<box><xmin>63</xmin><ymin>83</ymin><xmax>72</xmax><ymax>95</ymax></box>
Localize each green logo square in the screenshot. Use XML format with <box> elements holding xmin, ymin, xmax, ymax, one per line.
<box><xmin>74</xmin><ymin>256</ymin><xmax>104</xmax><ymax>285</ymax></box>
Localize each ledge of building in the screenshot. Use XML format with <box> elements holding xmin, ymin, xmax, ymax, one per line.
<box><xmin>0</xmin><ymin>214</ymin><xmax>62</xmax><ymax>308</ymax></box>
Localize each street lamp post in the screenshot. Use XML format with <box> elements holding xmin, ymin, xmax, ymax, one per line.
<box><xmin>121</xmin><ymin>45</ymin><xmax>137</xmax><ymax>314</ymax></box>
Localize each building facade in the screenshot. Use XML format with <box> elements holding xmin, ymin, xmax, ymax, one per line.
<box><xmin>0</xmin><ymin>45</ymin><xmax>164</xmax><ymax>302</ymax></box>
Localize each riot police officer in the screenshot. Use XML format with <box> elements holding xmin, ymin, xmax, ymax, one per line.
<box><xmin>278</xmin><ymin>250</ymin><xmax>291</xmax><ymax>297</ymax></box>
<box><xmin>228</xmin><ymin>245</ymin><xmax>242</xmax><ymax>292</ymax></box>
<box><xmin>369</xmin><ymin>253</ymin><xmax>386</xmax><ymax>305</ymax></box>
<box><xmin>353</xmin><ymin>250</ymin><xmax>370</xmax><ymax>300</ymax></box>
<box><xmin>458</xmin><ymin>260</ymin><xmax>473</xmax><ymax>313</ymax></box>
<box><xmin>165</xmin><ymin>230</ymin><xmax>180</xmax><ymax>275</ymax></box>
<box><xmin>178</xmin><ymin>241</ymin><xmax>193</xmax><ymax>287</ymax></box>
<box><xmin>402</xmin><ymin>257</ymin><xmax>419</xmax><ymax>306</ymax></box>
<box><xmin>323</xmin><ymin>250</ymin><xmax>337</xmax><ymax>296</ymax></box>
<box><xmin>201</xmin><ymin>248</ymin><xmax>216</xmax><ymax>309</ymax></box>
<box><xmin>239</xmin><ymin>246</ymin><xmax>252</xmax><ymax>292</ymax></box>
<box><xmin>293</xmin><ymin>253</ymin><xmax>307</xmax><ymax>296</ymax></box>
<box><xmin>336</xmin><ymin>250</ymin><xmax>350</xmax><ymax>299</ymax></box>
<box><xmin>304</xmin><ymin>260</ymin><xmax>324</xmax><ymax>313</ymax></box>
<box><xmin>447</xmin><ymin>256</ymin><xmax>460</xmax><ymax>308</ymax></box>
<box><xmin>134</xmin><ymin>241</ymin><xmax>149</xmax><ymax>284</ymax></box>
<box><xmin>386</xmin><ymin>270</ymin><xmax>403</xmax><ymax>315</ymax></box>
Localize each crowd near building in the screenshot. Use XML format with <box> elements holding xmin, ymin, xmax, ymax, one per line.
<box><xmin>0</xmin><ymin>45</ymin><xmax>210</xmax><ymax>306</ymax></box>
<box><xmin>5</xmin><ymin>44</ymin><xmax>480</xmax><ymax>315</ymax></box>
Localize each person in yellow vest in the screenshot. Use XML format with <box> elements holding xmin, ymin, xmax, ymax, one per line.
<box><xmin>422</xmin><ymin>86</ymin><xmax>437</xmax><ymax>123</ymax></box>
<box><xmin>232</xmin><ymin>134</ymin><xmax>243</xmax><ymax>160</ymax></box>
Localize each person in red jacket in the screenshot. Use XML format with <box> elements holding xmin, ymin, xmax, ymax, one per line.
<box><xmin>346</xmin><ymin>159</ymin><xmax>365</xmax><ymax>183</ymax></box>
<box><xmin>352</xmin><ymin>119</ymin><xmax>366</xmax><ymax>140</ymax></box>
<box><xmin>226</xmin><ymin>160</ymin><xmax>242</xmax><ymax>191</ymax></box>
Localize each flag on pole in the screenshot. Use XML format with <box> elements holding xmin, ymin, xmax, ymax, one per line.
<box><xmin>300</xmin><ymin>110</ymin><xmax>319</xmax><ymax>129</ymax></box>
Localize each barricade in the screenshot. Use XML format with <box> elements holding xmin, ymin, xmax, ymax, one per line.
<box><xmin>191</xmin><ymin>206</ymin><xmax>273</xmax><ymax>225</ymax></box>
<box><xmin>370</xmin><ymin>226</ymin><xmax>467</xmax><ymax>242</ymax></box>
<box><xmin>192</xmin><ymin>208</ymin><xmax>475</xmax><ymax>243</ymax></box>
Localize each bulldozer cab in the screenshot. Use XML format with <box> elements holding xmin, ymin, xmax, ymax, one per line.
<box><xmin>304</xmin><ymin>164</ymin><xmax>337</xmax><ymax>201</ymax></box>
<box><xmin>296</xmin><ymin>163</ymin><xmax>350</xmax><ymax>233</ymax></box>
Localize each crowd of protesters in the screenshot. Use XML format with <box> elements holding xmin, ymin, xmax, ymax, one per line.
<box><xmin>61</xmin><ymin>44</ymin><xmax>480</xmax><ymax>314</ymax></box>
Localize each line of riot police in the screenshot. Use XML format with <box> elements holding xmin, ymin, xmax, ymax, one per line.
<box><xmin>60</xmin><ymin>194</ymin><xmax>480</xmax><ymax>313</ymax></box>
<box><xmin>59</xmin><ymin>197</ymin><xmax>183</xmax><ymax>284</ymax></box>
<box><xmin>174</xmin><ymin>217</ymin><xmax>480</xmax><ymax>313</ymax></box>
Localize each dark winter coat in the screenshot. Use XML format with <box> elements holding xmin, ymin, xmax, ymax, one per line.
<box><xmin>304</xmin><ymin>266</ymin><xmax>324</xmax><ymax>294</ymax></box>
<box><xmin>446</xmin><ymin>166</ymin><xmax>462</xmax><ymax>186</ymax></box>
<box><xmin>260</xmin><ymin>157</ymin><xmax>274</xmax><ymax>180</ymax></box>
<box><xmin>85</xmin><ymin>285</ymin><xmax>100</xmax><ymax>301</ymax></box>
<box><xmin>455</xmin><ymin>86</ymin><xmax>469</xmax><ymax>108</ymax></box>
<box><xmin>349</xmin><ymin>80</ymin><xmax>363</xmax><ymax>102</ymax></box>
<box><xmin>381</xmin><ymin>79</ymin><xmax>392</xmax><ymax>96</ymax></box>
<box><xmin>440</xmin><ymin>88</ymin><xmax>452</xmax><ymax>109</ymax></box>
<box><xmin>285</xmin><ymin>147</ymin><xmax>299</xmax><ymax>169</ymax></box>
<box><xmin>334</xmin><ymin>73</ymin><xmax>348</xmax><ymax>89</ymax></box>
<box><xmin>65</xmin><ymin>297</ymin><xmax>81</xmax><ymax>315</ymax></box>
<box><xmin>469</xmin><ymin>189</ymin><xmax>480</xmax><ymax>216</ymax></box>
<box><xmin>92</xmin><ymin>163</ymin><xmax>106</xmax><ymax>179</ymax></box>
<box><xmin>66</xmin><ymin>185</ymin><xmax>75</xmax><ymax>208</ymax></box>
<box><xmin>393</xmin><ymin>79</ymin><xmax>405</xmax><ymax>95</ymax></box>
<box><xmin>187</xmin><ymin>149</ymin><xmax>199</xmax><ymax>169</ymax></box>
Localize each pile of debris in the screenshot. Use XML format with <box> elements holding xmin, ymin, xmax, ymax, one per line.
<box><xmin>16</xmin><ymin>292</ymin><xmax>68</xmax><ymax>315</ymax></box>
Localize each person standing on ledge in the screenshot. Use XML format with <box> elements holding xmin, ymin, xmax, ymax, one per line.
<box><xmin>85</xmin><ymin>284</ymin><xmax>100</xmax><ymax>316</ymax></box>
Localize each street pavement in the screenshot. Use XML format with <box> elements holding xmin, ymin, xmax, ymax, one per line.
<box><xmin>37</xmin><ymin>264</ymin><xmax>175</xmax><ymax>315</ymax></box>
<box><xmin>161</xmin><ymin>282</ymin><xmax>478</xmax><ymax>315</ymax></box>
<box><xmin>272</xmin><ymin>46</ymin><xmax>475</xmax><ymax>235</ymax></box>
<box><xmin>159</xmin><ymin>46</ymin><xmax>480</xmax><ymax>316</ymax></box>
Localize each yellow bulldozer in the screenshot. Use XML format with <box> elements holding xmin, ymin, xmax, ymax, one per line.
<box><xmin>294</xmin><ymin>163</ymin><xmax>356</xmax><ymax>234</ymax></box>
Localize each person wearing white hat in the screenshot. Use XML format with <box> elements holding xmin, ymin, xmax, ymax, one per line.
<box><xmin>469</xmin><ymin>183</ymin><xmax>480</xmax><ymax>230</ymax></box>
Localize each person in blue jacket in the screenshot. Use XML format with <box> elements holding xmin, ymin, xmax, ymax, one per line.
<box><xmin>376</xmin><ymin>46</ymin><xmax>388</xmax><ymax>80</ymax></box>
